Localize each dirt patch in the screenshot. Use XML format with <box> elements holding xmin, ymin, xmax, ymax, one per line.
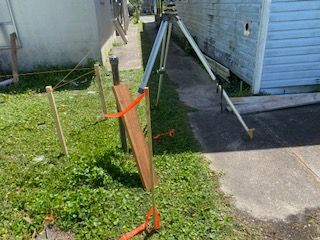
<box><xmin>35</xmin><ymin>226</ymin><xmax>74</xmax><ymax>240</ymax></box>
<box><xmin>237</xmin><ymin>208</ymin><xmax>320</xmax><ymax>240</ymax></box>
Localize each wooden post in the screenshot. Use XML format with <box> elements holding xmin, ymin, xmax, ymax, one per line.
<box><xmin>145</xmin><ymin>87</ymin><xmax>153</xmax><ymax>157</ymax></box>
<box><xmin>240</xmin><ymin>80</ymin><xmax>243</xmax><ymax>92</ymax></box>
<box><xmin>122</xmin><ymin>0</ymin><xmax>130</xmax><ymax>34</ymax></box>
<box><xmin>46</xmin><ymin>86</ymin><xmax>69</xmax><ymax>156</ymax></box>
<box><xmin>10</xmin><ymin>33</ymin><xmax>18</xmax><ymax>83</ymax></box>
<box><xmin>94</xmin><ymin>63</ymin><xmax>107</xmax><ymax>114</ymax></box>
<box><xmin>145</xmin><ymin>87</ymin><xmax>156</xmax><ymax>227</ymax></box>
<box><xmin>109</xmin><ymin>56</ymin><xmax>128</xmax><ymax>152</ymax></box>
<box><xmin>113</xmin><ymin>19</ymin><xmax>128</xmax><ymax>44</ymax></box>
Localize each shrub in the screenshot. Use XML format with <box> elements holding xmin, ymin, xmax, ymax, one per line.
<box><xmin>129</xmin><ymin>0</ymin><xmax>142</xmax><ymax>23</ymax></box>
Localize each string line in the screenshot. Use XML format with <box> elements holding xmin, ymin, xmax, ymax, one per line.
<box><xmin>53</xmin><ymin>70</ymin><xmax>95</xmax><ymax>90</ymax></box>
<box><xmin>0</xmin><ymin>67</ymin><xmax>94</xmax><ymax>78</ymax></box>
<box><xmin>53</xmin><ymin>50</ymin><xmax>93</xmax><ymax>89</ymax></box>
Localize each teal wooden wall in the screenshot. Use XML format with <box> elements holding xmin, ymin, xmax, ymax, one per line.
<box><xmin>261</xmin><ymin>0</ymin><xmax>320</xmax><ymax>93</ymax></box>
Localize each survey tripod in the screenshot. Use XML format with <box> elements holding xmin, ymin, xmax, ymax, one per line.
<box><xmin>138</xmin><ymin>1</ymin><xmax>254</xmax><ymax>139</ymax></box>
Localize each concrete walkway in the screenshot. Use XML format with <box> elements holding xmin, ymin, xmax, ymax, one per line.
<box><xmin>107</xmin><ymin>22</ymin><xmax>142</xmax><ymax>70</ymax></box>
<box><xmin>141</xmin><ymin>16</ymin><xmax>320</xmax><ymax>221</ymax></box>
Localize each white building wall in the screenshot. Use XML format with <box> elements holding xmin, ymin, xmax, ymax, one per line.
<box><xmin>0</xmin><ymin>0</ymin><xmax>114</xmax><ymax>71</ymax></box>
<box><xmin>174</xmin><ymin>0</ymin><xmax>263</xmax><ymax>85</ymax></box>
<box><xmin>94</xmin><ymin>0</ymin><xmax>116</xmax><ymax>66</ymax></box>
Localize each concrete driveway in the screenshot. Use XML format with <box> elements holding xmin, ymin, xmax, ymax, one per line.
<box><xmin>141</xmin><ymin>15</ymin><xmax>320</xmax><ymax>221</ymax></box>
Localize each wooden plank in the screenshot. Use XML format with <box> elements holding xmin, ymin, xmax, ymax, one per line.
<box><xmin>230</xmin><ymin>92</ymin><xmax>320</xmax><ymax>114</ymax></box>
<box><xmin>204</xmin><ymin>55</ymin><xmax>230</xmax><ymax>80</ymax></box>
<box><xmin>113</xmin><ymin>85</ymin><xmax>158</xmax><ymax>191</ymax></box>
<box><xmin>232</xmin><ymin>92</ymin><xmax>320</xmax><ymax>104</ymax></box>
<box><xmin>113</xmin><ymin>19</ymin><xmax>128</xmax><ymax>44</ymax></box>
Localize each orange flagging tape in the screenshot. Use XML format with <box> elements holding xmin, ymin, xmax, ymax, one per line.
<box><xmin>153</xmin><ymin>128</ymin><xmax>175</xmax><ymax>141</ymax></box>
<box><xmin>104</xmin><ymin>91</ymin><xmax>146</xmax><ymax>118</ymax></box>
<box><xmin>119</xmin><ymin>208</ymin><xmax>160</xmax><ymax>240</ymax></box>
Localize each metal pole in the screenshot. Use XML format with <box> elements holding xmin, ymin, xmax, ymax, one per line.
<box><xmin>156</xmin><ymin>22</ymin><xmax>173</xmax><ymax>106</ymax></box>
<box><xmin>109</xmin><ymin>56</ymin><xmax>128</xmax><ymax>151</ymax></box>
<box><xmin>138</xmin><ymin>20</ymin><xmax>169</xmax><ymax>93</ymax></box>
<box><xmin>176</xmin><ymin>19</ymin><xmax>254</xmax><ymax>138</ymax></box>
<box><xmin>176</xmin><ymin>19</ymin><xmax>216</xmax><ymax>81</ymax></box>
<box><xmin>158</xmin><ymin>24</ymin><xmax>168</xmax><ymax>77</ymax></box>
<box><xmin>145</xmin><ymin>87</ymin><xmax>156</xmax><ymax>227</ymax></box>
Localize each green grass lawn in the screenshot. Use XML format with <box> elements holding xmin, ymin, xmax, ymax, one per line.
<box><xmin>0</xmin><ymin>23</ymin><xmax>255</xmax><ymax>240</ymax></box>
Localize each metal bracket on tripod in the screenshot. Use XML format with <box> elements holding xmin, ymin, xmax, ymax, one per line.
<box><xmin>137</xmin><ymin>1</ymin><xmax>254</xmax><ymax>139</ymax></box>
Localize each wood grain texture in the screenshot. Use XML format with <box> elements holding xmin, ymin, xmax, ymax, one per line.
<box><xmin>113</xmin><ymin>85</ymin><xmax>158</xmax><ymax>191</ymax></box>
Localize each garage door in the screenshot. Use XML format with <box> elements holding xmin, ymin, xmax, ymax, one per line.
<box><xmin>0</xmin><ymin>0</ymin><xmax>19</xmax><ymax>49</ymax></box>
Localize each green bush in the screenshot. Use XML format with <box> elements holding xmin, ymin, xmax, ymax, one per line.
<box><xmin>129</xmin><ymin>0</ymin><xmax>142</xmax><ymax>23</ymax></box>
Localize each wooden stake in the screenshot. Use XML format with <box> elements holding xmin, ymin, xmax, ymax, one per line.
<box><xmin>109</xmin><ymin>56</ymin><xmax>128</xmax><ymax>152</ymax></box>
<box><xmin>94</xmin><ymin>63</ymin><xmax>107</xmax><ymax>114</ymax></box>
<box><xmin>10</xmin><ymin>32</ymin><xmax>18</xmax><ymax>83</ymax></box>
<box><xmin>113</xmin><ymin>19</ymin><xmax>128</xmax><ymax>44</ymax></box>
<box><xmin>145</xmin><ymin>87</ymin><xmax>153</xmax><ymax>157</ymax></box>
<box><xmin>247</xmin><ymin>128</ymin><xmax>255</xmax><ymax>140</ymax></box>
<box><xmin>46</xmin><ymin>86</ymin><xmax>69</xmax><ymax>156</ymax></box>
<box><xmin>145</xmin><ymin>87</ymin><xmax>156</xmax><ymax>227</ymax></box>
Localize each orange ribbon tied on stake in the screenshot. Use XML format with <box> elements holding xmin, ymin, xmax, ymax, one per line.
<box><xmin>104</xmin><ymin>91</ymin><xmax>146</xmax><ymax>118</ymax></box>
<box><xmin>153</xmin><ymin>128</ymin><xmax>175</xmax><ymax>141</ymax></box>
<box><xmin>119</xmin><ymin>208</ymin><xmax>161</xmax><ymax>240</ymax></box>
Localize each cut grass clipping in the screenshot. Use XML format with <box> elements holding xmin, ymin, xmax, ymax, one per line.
<box><xmin>0</xmin><ymin>25</ymin><xmax>251</xmax><ymax>239</ymax></box>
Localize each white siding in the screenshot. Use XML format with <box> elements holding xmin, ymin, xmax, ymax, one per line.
<box><xmin>175</xmin><ymin>0</ymin><xmax>263</xmax><ymax>84</ymax></box>
<box><xmin>0</xmin><ymin>0</ymin><xmax>114</xmax><ymax>71</ymax></box>
<box><xmin>261</xmin><ymin>0</ymin><xmax>320</xmax><ymax>92</ymax></box>
<box><xmin>94</xmin><ymin>0</ymin><xmax>116</xmax><ymax>66</ymax></box>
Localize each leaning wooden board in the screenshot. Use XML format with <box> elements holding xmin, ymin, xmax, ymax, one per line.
<box><xmin>113</xmin><ymin>85</ymin><xmax>158</xmax><ymax>191</ymax></box>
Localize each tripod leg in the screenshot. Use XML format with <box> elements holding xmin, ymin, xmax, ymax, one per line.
<box><xmin>176</xmin><ymin>19</ymin><xmax>253</xmax><ymax>138</ymax></box>
<box><xmin>158</xmin><ymin>23</ymin><xmax>168</xmax><ymax>76</ymax></box>
<box><xmin>138</xmin><ymin>21</ymin><xmax>169</xmax><ymax>93</ymax></box>
<box><xmin>176</xmin><ymin>19</ymin><xmax>216</xmax><ymax>81</ymax></box>
<box><xmin>156</xmin><ymin>22</ymin><xmax>173</xmax><ymax>106</ymax></box>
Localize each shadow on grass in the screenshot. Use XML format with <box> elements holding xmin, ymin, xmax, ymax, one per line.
<box><xmin>95</xmin><ymin>151</ymin><xmax>142</xmax><ymax>189</ymax></box>
<box><xmin>70</xmin><ymin>150</ymin><xmax>142</xmax><ymax>190</ymax></box>
<box><xmin>139</xmin><ymin>19</ymin><xmax>199</xmax><ymax>155</ymax></box>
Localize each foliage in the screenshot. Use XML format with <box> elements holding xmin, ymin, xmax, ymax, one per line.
<box><xmin>129</xmin><ymin>0</ymin><xmax>142</xmax><ymax>23</ymax></box>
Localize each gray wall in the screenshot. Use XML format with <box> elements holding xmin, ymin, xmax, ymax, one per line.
<box><xmin>260</xmin><ymin>0</ymin><xmax>320</xmax><ymax>94</ymax></box>
<box><xmin>175</xmin><ymin>0</ymin><xmax>263</xmax><ymax>85</ymax></box>
<box><xmin>94</xmin><ymin>0</ymin><xmax>116</xmax><ymax>66</ymax></box>
<box><xmin>0</xmin><ymin>0</ymin><xmax>115</xmax><ymax>71</ymax></box>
